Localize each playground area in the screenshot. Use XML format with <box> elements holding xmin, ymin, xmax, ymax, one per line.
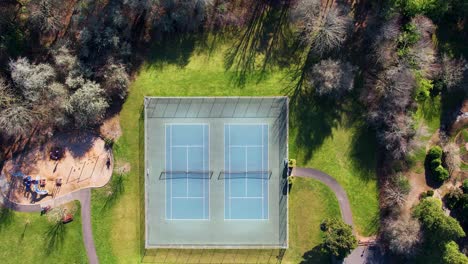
<box><xmin>0</xmin><ymin>131</ymin><xmax>113</xmax><ymax>205</ymax></box>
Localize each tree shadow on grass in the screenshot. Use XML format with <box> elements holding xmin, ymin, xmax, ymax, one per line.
<box><xmin>0</xmin><ymin>207</ymin><xmax>14</xmax><ymax>231</ymax></box>
<box><xmin>101</xmin><ymin>174</ymin><xmax>125</xmax><ymax>212</ymax></box>
<box><xmin>290</xmin><ymin>93</ymin><xmax>341</xmax><ymax>162</ymax></box>
<box><xmin>45</xmin><ymin>222</ymin><xmax>66</xmax><ymax>255</ymax></box>
<box><xmin>300</xmin><ymin>245</ymin><xmax>331</xmax><ymax>264</ymax></box>
<box><xmin>224</xmin><ymin>0</ymin><xmax>296</xmax><ymax>87</ymax></box>
<box><xmin>349</xmin><ymin>123</ymin><xmax>378</xmax><ymax>182</ymax></box>
<box><xmin>144</xmin><ymin>33</ymin><xmax>199</xmax><ymax>70</ymax></box>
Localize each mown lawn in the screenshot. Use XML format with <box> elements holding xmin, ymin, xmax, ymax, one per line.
<box><xmin>91</xmin><ymin>36</ymin><xmax>379</xmax><ymax>262</ymax></box>
<box><xmin>283</xmin><ymin>177</ymin><xmax>340</xmax><ymax>264</ymax></box>
<box><xmin>0</xmin><ymin>202</ymin><xmax>87</xmax><ymax>264</ymax></box>
<box><xmin>290</xmin><ymin>120</ymin><xmax>380</xmax><ymax>236</ymax></box>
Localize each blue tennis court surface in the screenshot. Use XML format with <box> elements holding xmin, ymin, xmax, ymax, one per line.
<box><xmin>225</xmin><ymin>124</ymin><xmax>269</xmax><ymax>220</ymax></box>
<box><xmin>165</xmin><ymin>124</ymin><xmax>209</xmax><ymax>220</ymax></box>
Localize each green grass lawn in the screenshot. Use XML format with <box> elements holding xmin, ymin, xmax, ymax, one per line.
<box><xmin>91</xmin><ymin>36</ymin><xmax>379</xmax><ymax>262</ymax></box>
<box><xmin>283</xmin><ymin>177</ymin><xmax>340</xmax><ymax>264</ymax></box>
<box><xmin>290</xmin><ymin>120</ymin><xmax>380</xmax><ymax>236</ymax></box>
<box><xmin>0</xmin><ymin>202</ymin><xmax>87</xmax><ymax>264</ymax></box>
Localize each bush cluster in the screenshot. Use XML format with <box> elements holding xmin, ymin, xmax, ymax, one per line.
<box><xmin>426</xmin><ymin>146</ymin><xmax>449</xmax><ymax>183</ymax></box>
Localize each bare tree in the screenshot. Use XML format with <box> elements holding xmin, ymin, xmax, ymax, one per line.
<box><xmin>441</xmin><ymin>54</ymin><xmax>467</xmax><ymax>90</ymax></box>
<box><xmin>9</xmin><ymin>57</ymin><xmax>56</xmax><ymax>102</ymax></box>
<box><xmin>381</xmin><ymin>173</ymin><xmax>411</xmax><ymax>208</ymax></box>
<box><xmin>66</xmin><ymin>81</ymin><xmax>108</xmax><ymax>127</ymax></box>
<box><xmin>0</xmin><ymin>77</ymin><xmax>16</xmax><ymax>109</ymax></box>
<box><xmin>28</xmin><ymin>0</ymin><xmax>63</xmax><ymax>33</ymax></box>
<box><xmin>292</xmin><ymin>1</ymin><xmax>352</xmax><ymax>55</ymax></box>
<box><xmin>101</xmin><ymin>61</ymin><xmax>130</xmax><ymax>100</ymax></box>
<box><xmin>311</xmin><ymin>8</ymin><xmax>352</xmax><ymax>55</ymax></box>
<box><xmin>444</xmin><ymin>143</ymin><xmax>461</xmax><ymax>175</ymax></box>
<box><xmin>410</xmin><ymin>16</ymin><xmax>438</xmax><ymax>78</ymax></box>
<box><xmin>381</xmin><ymin>215</ymin><xmax>422</xmax><ymax>256</ymax></box>
<box><xmin>307</xmin><ymin>59</ymin><xmax>356</xmax><ymax>98</ymax></box>
<box><xmin>0</xmin><ymin>105</ymin><xmax>37</xmax><ymax>137</ymax></box>
<box><xmin>53</xmin><ymin>46</ymin><xmax>78</xmax><ymax>76</ymax></box>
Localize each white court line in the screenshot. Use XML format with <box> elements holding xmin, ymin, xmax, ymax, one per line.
<box><xmin>229</xmin><ymin>124</ymin><xmax>232</xmax><ymax>219</ymax></box>
<box><xmin>229</xmin><ymin>145</ymin><xmax>263</xmax><ymax>148</ymax></box>
<box><xmin>207</xmin><ymin>123</ymin><xmax>210</xmax><ymax>220</ymax></box>
<box><xmin>202</xmin><ymin>125</ymin><xmax>205</xmax><ymax>219</ymax></box>
<box><xmin>230</xmin><ymin>197</ymin><xmax>264</xmax><ymax>199</ymax></box>
<box><xmin>171</xmin><ymin>145</ymin><xmax>204</xmax><ymax>148</ymax></box>
<box><xmin>186</xmin><ymin>146</ymin><xmax>189</xmax><ymax>197</ymax></box>
<box><xmin>262</xmin><ymin>124</ymin><xmax>264</xmax><ymax>219</ymax></box>
<box><xmin>245</xmin><ymin>146</ymin><xmax>248</xmax><ymax>197</ymax></box>
<box><xmin>266</xmin><ymin>124</ymin><xmax>269</xmax><ymax>220</ymax></box>
<box><xmin>170</xmin><ymin>125</ymin><xmax>173</xmax><ymax>219</ymax></box>
<box><xmin>172</xmin><ymin>196</ymin><xmax>205</xmax><ymax>199</ymax></box>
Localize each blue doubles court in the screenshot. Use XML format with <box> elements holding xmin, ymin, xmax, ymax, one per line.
<box><xmin>165</xmin><ymin>124</ymin><xmax>210</xmax><ymax>220</ymax></box>
<box><xmin>224</xmin><ymin>124</ymin><xmax>269</xmax><ymax>220</ymax></box>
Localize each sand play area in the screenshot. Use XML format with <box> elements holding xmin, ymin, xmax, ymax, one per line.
<box><xmin>0</xmin><ymin>131</ymin><xmax>113</xmax><ymax>205</ymax></box>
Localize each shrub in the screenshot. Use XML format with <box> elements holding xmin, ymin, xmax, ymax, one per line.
<box><xmin>320</xmin><ymin>218</ymin><xmax>357</xmax><ymax>259</ymax></box>
<box><xmin>396</xmin><ymin>0</ymin><xmax>450</xmax><ymax>18</ymax></box>
<box><xmin>444</xmin><ymin>188</ymin><xmax>463</xmax><ymax>209</ymax></box>
<box><xmin>430</xmin><ymin>158</ymin><xmax>442</xmax><ymax>169</ymax></box>
<box><xmin>427</xmin><ymin>146</ymin><xmax>443</xmax><ymax>160</ymax></box>
<box><xmin>415</xmin><ymin>77</ymin><xmax>432</xmax><ymax>102</ymax></box>
<box><xmin>434</xmin><ymin>165</ymin><xmax>450</xmax><ymax>182</ymax></box>
<box><xmin>420</xmin><ymin>190</ymin><xmax>434</xmax><ymax>199</ymax></box>
<box><xmin>104</xmin><ymin>137</ymin><xmax>114</xmax><ymax>149</ymax></box>
<box><xmin>442</xmin><ymin>241</ymin><xmax>468</xmax><ymax>264</ymax></box>
<box><xmin>413</xmin><ymin>198</ymin><xmax>465</xmax><ymax>243</ymax></box>
<box><xmin>462</xmin><ymin>180</ymin><xmax>468</xmax><ymax>194</ymax></box>
<box><xmin>288</xmin><ymin>159</ymin><xmax>296</xmax><ymax>168</ymax></box>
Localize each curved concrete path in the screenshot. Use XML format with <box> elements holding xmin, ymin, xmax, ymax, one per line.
<box><xmin>292</xmin><ymin>167</ymin><xmax>354</xmax><ymax>228</ymax></box>
<box><xmin>1</xmin><ymin>189</ymin><xmax>98</xmax><ymax>264</ymax></box>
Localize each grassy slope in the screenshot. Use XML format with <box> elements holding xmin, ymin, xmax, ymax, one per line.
<box><xmin>91</xmin><ymin>39</ymin><xmax>378</xmax><ymax>262</ymax></box>
<box><xmin>0</xmin><ymin>203</ymin><xmax>87</xmax><ymax>264</ymax></box>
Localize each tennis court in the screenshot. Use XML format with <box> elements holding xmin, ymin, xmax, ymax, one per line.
<box><xmin>224</xmin><ymin>124</ymin><xmax>269</xmax><ymax>220</ymax></box>
<box><xmin>165</xmin><ymin>124</ymin><xmax>210</xmax><ymax>220</ymax></box>
<box><xmin>145</xmin><ymin>97</ymin><xmax>288</xmax><ymax>248</ymax></box>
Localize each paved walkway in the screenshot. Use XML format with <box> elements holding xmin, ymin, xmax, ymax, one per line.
<box><xmin>291</xmin><ymin>167</ymin><xmax>354</xmax><ymax>228</ymax></box>
<box><xmin>0</xmin><ymin>188</ymin><xmax>99</xmax><ymax>264</ymax></box>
